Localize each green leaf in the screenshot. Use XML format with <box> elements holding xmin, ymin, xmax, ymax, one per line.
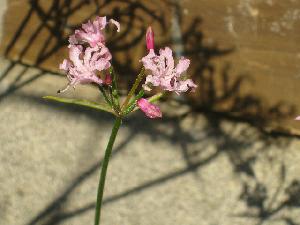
<box><xmin>43</xmin><ymin>96</ymin><xmax>115</xmax><ymax>115</ymax></box>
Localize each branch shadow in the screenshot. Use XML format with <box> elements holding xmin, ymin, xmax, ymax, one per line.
<box><xmin>0</xmin><ymin>0</ymin><xmax>167</xmax><ymax>100</ymax></box>
<box><xmin>20</xmin><ymin>90</ymin><xmax>297</xmax><ymax>225</ymax></box>
<box><xmin>235</xmin><ymin>165</ymin><xmax>300</xmax><ymax>225</ymax></box>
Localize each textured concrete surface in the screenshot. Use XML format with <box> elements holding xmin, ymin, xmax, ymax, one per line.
<box><xmin>1</xmin><ymin>54</ymin><xmax>300</xmax><ymax>225</ymax></box>
<box><xmin>1</xmin><ymin>1</ymin><xmax>300</xmax><ymax>225</ymax></box>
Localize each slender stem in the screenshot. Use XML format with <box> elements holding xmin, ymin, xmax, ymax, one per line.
<box><xmin>99</xmin><ymin>85</ymin><xmax>120</xmax><ymax>115</ymax></box>
<box><xmin>129</xmin><ymin>89</ymin><xmax>145</xmax><ymax>106</ymax></box>
<box><xmin>148</xmin><ymin>92</ymin><xmax>164</xmax><ymax>103</ymax></box>
<box><xmin>121</xmin><ymin>67</ymin><xmax>145</xmax><ymax>110</ymax></box>
<box><xmin>122</xmin><ymin>89</ymin><xmax>145</xmax><ymax>115</ymax></box>
<box><xmin>108</xmin><ymin>86</ymin><xmax>121</xmax><ymax>115</ymax></box>
<box><xmin>99</xmin><ymin>86</ymin><xmax>112</xmax><ymax>107</ymax></box>
<box><xmin>131</xmin><ymin>92</ymin><xmax>165</xmax><ymax>113</ymax></box>
<box><xmin>94</xmin><ymin>116</ymin><xmax>122</xmax><ymax>225</ymax></box>
<box><xmin>110</xmin><ymin>67</ymin><xmax>120</xmax><ymax>108</ymax></box>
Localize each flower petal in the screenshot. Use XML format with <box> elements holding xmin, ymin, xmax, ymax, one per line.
<box><xmin>176</xmin><ymin>58</ymin><xmax>190</xmax><ymax>75</ymax></box>
<box><xmin>69</xmin><ymin>16</ymin><xmax>119</xmax><ymax>47</ymax></box>
<box><xmin>160</xmin><ymin>47</ymin><xmax>174</xmax><ymax>75</ymax></box>
<box><xmin>94</xmin><ymin>16</ymin><xmax>107</xmax><ymax>30</ymax></box>
<box><xmin>109</xmin><ymin>19</ymin><xmax>121</xmax><ymax>32</ymax></box>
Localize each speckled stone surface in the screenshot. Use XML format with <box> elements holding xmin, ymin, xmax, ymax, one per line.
<box><xmin>1</xmin><ymin>53</ymin><xmax>300</xmax><ymax>225</ymax></box>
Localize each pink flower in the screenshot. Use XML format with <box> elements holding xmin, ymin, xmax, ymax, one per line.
<box><xmin>137</xmin><ymin>98</ymin><xmax>162</xmax><ymax>119</ymax></box>
<box><xmin>146</xmin><ymin>26</ymin><xmax>154</xmax><ymax>50</ymax></box>
<box><xmin>295</xmin><ymin>116</ymin><xmax>300</xmax><ymax>120</ymax></box>
<box><xmin>141</xmin><ymin>47</ymin><xmax>197</xmax><ymax>94</ymax></box>
<box><xmin>58</xmin><ymin>44</ymin><xmax>111</xmax><ymax>92</ymax></box>
<box><xmin>69</xmin><ymin>16</ymin><xmax>120</xmax><ymax>47</ymax></box>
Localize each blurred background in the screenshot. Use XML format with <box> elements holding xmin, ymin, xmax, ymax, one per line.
<box><xmin>1</xmin><ymin>0</ymin><xmax>300</xmax><ymax>225</ymax></box>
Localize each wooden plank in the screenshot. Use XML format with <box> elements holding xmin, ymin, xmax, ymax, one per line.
<box><xmin>1</xmin><ymin>0</ymin><xmax>300</xmax><ymax>134</ymax></box>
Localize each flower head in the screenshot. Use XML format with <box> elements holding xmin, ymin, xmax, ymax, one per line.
<box><xmin>137</xmin><ymin>98</ymin><xmax>162</xmax><ymax>119</ymax></box>
<box><xmin>58</xmin><ymin>44</ymin><xmax>111</xmax><ymax>92</ymax></box>
<box><xmin>295</xmin><ymin>116</ymin><xmax>300</xmax><ymax>120</ymax></box>
<box><xmin>146</xmin><ymin>26</ymin><xmax>154</xmax><ymax>50</ymax></box>
<box><xmin>141</xmin><ymin>47</ymin><xmax>197</xmax><ymax>94</ymax></box>
<box><xmin>69</xmin><ymin>16</ymin><xmax>120</xmax><ymax>47</ymax></box>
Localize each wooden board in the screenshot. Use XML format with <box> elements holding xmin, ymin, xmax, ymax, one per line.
<box><xmin>1</xmin><ymin>0</ymin><xmax>300</xmax><ymax>134</ymax></box>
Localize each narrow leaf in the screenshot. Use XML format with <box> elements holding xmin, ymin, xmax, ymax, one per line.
<box><xmin>43</xmin><ymin>96</ymin><xmax>114</xmax><ymax>114</ymax></box>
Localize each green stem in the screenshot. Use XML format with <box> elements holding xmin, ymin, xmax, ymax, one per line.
<box><xmin>122</xmin><ymin>89</ymin><xmax>145</xmax><ymax>115</ymax></box>
<box><xmin>99</xmin><ymin>85</ymin><xmax>120</xmax><ymax>115</ymax></box>
<box><xmin>110</xmin><ymin>67</ymin><xmax>120</xmax><ymax>108</ymax></box>
<box><xmin>121</xmin><ymin>67</ymin><xmax>145</xmax><ymax>110</ymax></box>
<box><xmin>94</xmin><ymin>117</ymin><xmax>122</xmax><ymax>225</ymax></box>
<box><xmin>108</xmin><ymin>86</ymin><xmax>121</xmax><ymax>115</ymax></box>
<box><xmin>99</xmin><ymin>86</ymin><xmax>112</xmax><ymax>107</ymax></box>
<box><xmin>131</xmin><ymin>92</ymin><xmax>165</xmax><ymax>113</ymax></box>
<box><xmin>148</xmin><ymin>92</ymin><xmax>164</xmax><ymax>103</ymax></box>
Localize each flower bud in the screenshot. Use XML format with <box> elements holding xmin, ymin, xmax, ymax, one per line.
<box><xmin>137</xmin><ymin>98</ymin><xmax>162</xmax><ymax>119</ymax></box>
<box><xmin>104</xmin><ymin>73</ymin><xmax>112</xmax><ymax>85</ymax></box>
<box><xmin>146</xmin><ymin>26</ymin><xmax>154</xmax><ymax>50</ymax></box>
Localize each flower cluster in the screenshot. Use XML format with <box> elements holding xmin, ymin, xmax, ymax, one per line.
<box><xmin>59</xmin><ymin>16</ymin><xmax>120</xmax><ymax>93</ymax></box>
<box><xmin>137</xmin><ymin>27</ymin><xmax>197</xmax><ymax>117</ymax></box>
<box><xmin>58</xmin><ymin>18</ymin><xmax>197</xmax><ymax>119</ymax></box>
<box><xmin>68</xmin><ymin>17</ymin><xmax>120</xmax><ymax>47</ymax></box>
<box><xmin>141</xmin><ymin>47</ymin><xmax>197</xmax><ymax>94</ymax></box>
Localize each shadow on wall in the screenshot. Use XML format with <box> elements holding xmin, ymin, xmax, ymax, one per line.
<box><xmin>238</xmin><ymin>172</ymin><xmax>300</xmax><ymax>225</ymax></box>
<box><xmin>0</xmin><ymin>0</ymin><xmax>299</xmax><ymax>225</ymax></box>
<box><xmin>0</xmin><ymin>0</ymin><xmax>295</xmax><ymax>130</ymax></box>
<box><xmin>0</xmin><ymin>0</ymin><xmax>169</xmax><ymax>99</ymax></box>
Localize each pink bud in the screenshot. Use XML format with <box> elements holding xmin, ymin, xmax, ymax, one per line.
<box><xmin>104</xmin><ymin>73</ymin><xmax>112</xmax><ymax>85</ymax></box>
<box><xmin>146</xmin><ymin>26</ymin><xmax>154</xmax><ymax>50</ymax></box>
<box><xmin>137</xmin><ymin>98</ymin><xmax>162</xmax><ymax>119</ymax></box>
